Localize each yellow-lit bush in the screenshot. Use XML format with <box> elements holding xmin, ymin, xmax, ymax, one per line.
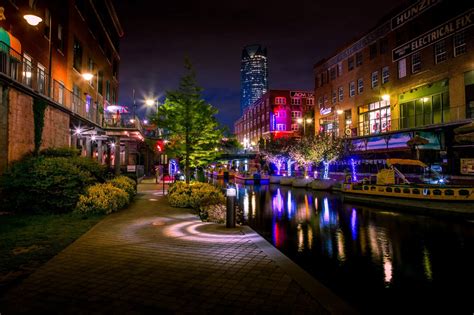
<box><xmin>75</xmin><ymin>183</ymin><xmax>129</xmax><ymax>215</ymax></box>
<box><xmin>167</xmin><ymin>182</ymin><xmax>224</xmax><ymax>209</ymax></box>
<box><xmin>108</xmin><ymin>176</ymin><xmax>136</xmax><ymax>200</ymax></box>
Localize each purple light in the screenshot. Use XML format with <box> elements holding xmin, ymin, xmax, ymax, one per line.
<box><xmin>351</xmin><ymin>158</ymin><xmax>358</xmax><ymax>182</ymax></box>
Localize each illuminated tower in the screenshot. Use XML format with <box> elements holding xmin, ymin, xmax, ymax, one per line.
<box><xmin>240</xmin><ymin>44</ymin><xmax>268</xmax><ymax>113</ymax></box>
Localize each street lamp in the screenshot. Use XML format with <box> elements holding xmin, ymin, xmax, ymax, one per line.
<box><xmin>297</xmin><ymin>117</ymin><xmax>313</xmax><ymax>136</ymax></box>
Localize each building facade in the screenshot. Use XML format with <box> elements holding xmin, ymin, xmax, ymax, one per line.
<box><xmin>240</xmin><ymin>44</ymin><xmax>268</xmax><ymax>114</ymax></box>
<box><xmin>313</xmin><ymin>0</ymin><xmax>473</xmax><ymax>175</ymax></box>
<box><xmin>0</xmin><ymin>0</ymin><xmax>146</xmax><ymax>175</ymax></box>
<box><xmin>234</xmin><ymin>90</ymin><xmax>314</xmax><ymax>149</ymax></box>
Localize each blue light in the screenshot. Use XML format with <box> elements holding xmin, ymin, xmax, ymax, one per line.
<box><xmin>351</xmin><ymin>158</ymin><xmax>358</xmax><ymax>182</ymax></box>
<box><xmin>323</xmin><ymin>161</ymin><xmax>329</xmax><ymax>179</ymax></box>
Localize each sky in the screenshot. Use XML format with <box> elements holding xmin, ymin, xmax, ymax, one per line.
<box><xmin>115</xmin><ymin>0</ymin><xmax>407</xmax><ymax>130</ymax></box>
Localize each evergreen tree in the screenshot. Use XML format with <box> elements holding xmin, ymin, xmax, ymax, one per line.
<box><xmin>151</xmin><ymin>60</ymin><xmax>223</xmax><ymax>183</ymax></box>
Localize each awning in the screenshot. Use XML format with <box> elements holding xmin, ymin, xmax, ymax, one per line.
<box><xmin>386</xmin><ymin>159</ymin><xmax>427</xmax><ymax>168</ymax></box>
<box><xmin>0</xmin><ymin>27</ymin><xmax>22</xmax><ymax>59</ymax></box>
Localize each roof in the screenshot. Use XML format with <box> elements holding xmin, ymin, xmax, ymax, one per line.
<box><xmin>386</xmin><ymin>159</ymin><xmax>427</xmax><ymax>168</ymax></box>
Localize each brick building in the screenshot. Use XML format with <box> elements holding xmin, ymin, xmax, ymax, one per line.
<box><xmin>313</xmin><ymin>1</ymin><xmax>473</xmax><ymax>175</ymax></box>
<box><xmin>234</xmin><ymin>90</ymin><xmax>314</xmax><ymax>149</ymax></box>
<box><xmin>0</xmin><ymin>1</ymin><xmax>147</xmax><ymax>175</ymax></box>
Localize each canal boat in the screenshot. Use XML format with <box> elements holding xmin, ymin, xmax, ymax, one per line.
<box><xmin>342</xmin><ymin>159</ymin><xmax>474</xmax><ymax>201</ymax></box>
<box><xmin>234</xmin><ymin>173</ymin><xmax>269</xmax><ymax>185</ymax></box>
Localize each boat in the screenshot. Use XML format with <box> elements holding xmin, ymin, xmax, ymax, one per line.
<box><xmin>234</xmin><ymin>172</ymin><xmax>269</xmax><ymax>185</ymax></box>
<box><xmin>342</xmin><ymin>159</ymin><xmax>474</xmax><ymax>201</ymax></box>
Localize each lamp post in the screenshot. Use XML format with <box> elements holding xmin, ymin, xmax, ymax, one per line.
<box><xmin>23</xmin><ymin>4</ymin><xmax>52</xmax><ymax>98</ymax></box>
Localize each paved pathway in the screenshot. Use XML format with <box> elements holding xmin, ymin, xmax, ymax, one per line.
<box><xmin>0</xmin><ymin>182</ymin><xmax>353</xmax><ymax>314</ymax></box>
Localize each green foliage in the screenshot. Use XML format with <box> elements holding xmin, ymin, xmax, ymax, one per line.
<box><xmin>75</xmin><ymin>183</ymin><xmax>129</xmax><ymax>215</ymax></box>
<box><xmin>0</xmin><ymin>156</ymin><xmax>96</xmax><ymax>214</ymax></box>
<box><xmin>71</xmin><ymin>156</ymin><xmax>108</xmax><ymax>182</ymax></box>
<box><xmin>261</xmin><ymin>136</ymin><xmax>296</xmax><ymax>171</ymax></box>
<box><xmin>220</xmin><ymin>137</ymin><xmax>242</xmax><ymax>154</ymax></box>
<box><xmin>40</xmin><ymin>147</ymin><xmax>80</xmax><ymax>157</ymax></box>
<box><xmin>150</xmin><ymin>59</ymin><xmax>223</xmax><ymax>183</ymax></box>
<box><xmin>108</xmin><ymin>176</ymin><xmax>137</xmax><ymax>200</ymax></box>
<box><xmin>167</xmin><ymin>182</ymin><xmax>224</xmax><ymax>210</ymax></box>
<box><xmin>32</xmin><ymin>98</ymin><xmax>48</xmax><ymax>155</ymax></box>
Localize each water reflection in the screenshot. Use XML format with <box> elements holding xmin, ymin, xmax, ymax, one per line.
<box><xmin>233</xmin><ymin>183</ymin><xmax>474</xmax><ymax>313</ymax></box>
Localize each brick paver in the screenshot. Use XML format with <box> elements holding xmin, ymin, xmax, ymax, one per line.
<box><xmin>0</xmin><ymin>182</ymin><xmax>351</xmax><ymax>314</ymax></box>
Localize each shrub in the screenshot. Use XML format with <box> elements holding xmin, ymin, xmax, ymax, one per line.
<box><xmin>75</xmin><ymin>183</ymin><xmax>129</xmax><ymax>215</ymax></box>
<box><xmin>71</xmin><ymin>157</ymin><xmax>108</xmax><ymax>182</ymax></box>
<box><xmin>167</xmin><ymin>182</ymin><xmax>224</xmax><ymax>210</ymax></box>
<box><xmin>108</xmin><ymin>176</ymin><xmax>136</xmax><ymax>200</ymax></box>
<box><xmin>0</xmin><ymin>156</ymin><xmax>95</xmax><ymax>213</ymax></box>
<box><xmin>199</xmin><ymin>204</ymin><xmax>226</xmax><ymax>223</ymax></box>
<box><xmin>40</xmin><ymin>147</ymin><xmax>80</xmax><ymax>158</ymax></box>
<box><xmin>167</xmin><ymin>182</ymin><xmax>192</xmax><ymax>208</ymax></box>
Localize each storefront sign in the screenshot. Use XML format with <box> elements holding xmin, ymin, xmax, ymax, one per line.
<box><xmin>460</xmin><ymin>159</ymin><xmax>474</xmax><ymax>175</ymax></box>
<box><xmin>290</xmin><ymin>91</ymin><xmax>314</xmax><ymax>98</ymax></box>
<box><xmin>391</xmin><ymin>0</ymin><xmax>441</xmax><ymax>30</ymax></box>
<box><xmin>127</xmin><ymin>165</ymin><xmax>136</xmax><ymax>172</ymax></box>
<box><xmin>320</xmin><ymin>107</ymin><xmax>332</xmax><ymax>115</ymax></box>
<box><xmin>393</xmin><ymin>9</ymin><xmax>474</xmax><ymax>61</ymax></box>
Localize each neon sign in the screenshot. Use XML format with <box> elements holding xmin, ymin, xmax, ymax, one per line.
<box><xmin>320</xmin><ymin>107</ymin><xmax>332</xmax><ymax>115</ymax></box>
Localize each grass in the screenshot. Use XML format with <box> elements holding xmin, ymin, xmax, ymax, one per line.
<box><xmin>0</xmin><ymin>212</ymin><xmax>104</xmax><ymax>296</ymax></box>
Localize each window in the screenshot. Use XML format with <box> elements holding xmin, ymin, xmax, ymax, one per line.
<box><xmin>22</xmin><ymin>53</ymin><xmax>32</xmax><ymax>87</ymax></box>
<box><xmin>412</xmin><ymin>52</ymin><xmax>421</xmax><ymax>73</ymax></box>
<box><xmin>291</xmin><ymin>124</ymin><xmax>299</xmax><ymax>131</ymax></box>
<box><xmin>358</xmin><ymin>100</ymin><xmax>391</xmax><ymax>136</ymax></box>
<box><xmin>398</xmin><ymin>58</ymin><xmax>407</xmax><ymax>78</ymax></box>
<box><xmin>58</xmin><ymin>81</ymin><xmax>64</xmax><ymax>104</ymax></box>
<box><xmin>332</xmin><ymin>90</ymin><xmax>337</xmax><ymax>104</ymax></box>
<box><xmin>276</xmin><ymin>124</ymin><xmax>286</xmax><ymax>131</ymax></box>
<box><xmin>57</xmin><ymin>24</ymin><xmax>64</xmax><ymax>51</ymax></box>
<box><xmin>106</xmin><ymin>80</ymin><xmax>110</xmax><ymax>101</ymax></box>
<box><xmin>291</xmin><ymin>98</ymin><xmax>301</xmax><ymax>105</ymax></box>
<box><xmin>37</xmin><ymin>63</ymin><xmax>46</xmax><ymax>94</ymax></box>
<box><xmin>338</xmin><ymin>86</ymin><xmax>344</xmax><ymax>102</ymax></box>
<box><xmin>379</xmin><ymin>38</ymin><xmax>388</xmax><ymax>54</ymax></box>
<box><xmin>291</xmin><ymin>111</ymin><xmax>302</xmax><ymax>118</ymax></box>
<box><xmin>337</xmin><ymin>62</ymin><xmax>342</xmax><ymax>76</ymax></box>
<box><xmin>348</xmin><ymin>56</ymin><xmax>354</xmax><ymax>71</ymax></box>
<box><xmin>357</xmin><ymin>78</ymin><xmax>364</xmax><ymax>94</ymax></box>
<box><xmin>306</xmin><ymin>98</ymin><xmax>314</xmax><ymax>105</ymax></box>
<box><xmin>454</xmin><ymin>31</ymin><xmax>467</xmax><ymax>56</ymax></box>
<box><xmin>369</xmin><ymin>43</ymin><xmax>377</xmax><ymax>60</ymax></box>
<box><xmin>275</xmin><ymin>97</ymin><xmax>286</xmax><ymax>104</ymax></box>
<box><xmin>318</xmin><ymin>97</ymin><xmax>323</xmax><ymax>108</ymax></box>
<box><xmin>330</xmin><ymin>67</ymin><xmax>336</xmax><ymax>80</ymax></box>
<box><xmin>434</xmin><ymin>40</ymin><xmax>447</xmax><ymax>64</ymax></box>
<box><xmin>356</xmin><ymin>52</ymin><xmax>363</xmax><ymax>66</ymax></box>
<box><xmin>382</xmin><ymin>66</ymin><xmax>390</xmax><ymax>84</ymax></box>
<box><xmin>344</xmin><ymin>109</ymin><xmax>352</xmax><ymax>131</ymax></box>
<box><xmin>400</xmin><ymin>92</ymin><xmax>449</xmax><ymax>129</ymax></box>
<box><xmin>349</xmin><ymin>81</ymin><xmax>355</xmax><ymax>97</ymax></box>
<box><xmin>371</xmin><ymin>71</ymin><xmax>378</xmax><ymax>88</ymax></box>
<box><xmin>323</xmin><ymin>95</ymin><xmax>328</xmax><ymax>107</ymax></box>
<box><xmin>97</xmin><ymin>71</ymin><xmax>103</xmax><ymax>95</ymax></box>
<box><xmin>73</xmin><ymin>38</ymin><xmax>83</xmax><ymax>71</ymax></box>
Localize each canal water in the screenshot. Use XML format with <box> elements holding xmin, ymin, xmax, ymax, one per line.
<box><xmin>233</xmin><ymin>183</ymin><xmax>473</xmax><ymax>314</ymax></box>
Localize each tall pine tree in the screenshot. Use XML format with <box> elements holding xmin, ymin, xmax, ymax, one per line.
<box><xmin>151</xmin><ymin>60</ymin><xmax>223</xmax><ymax>183</ymax></box>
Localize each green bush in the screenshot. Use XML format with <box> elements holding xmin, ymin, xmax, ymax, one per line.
<box><xmin>167</xmin><ymin>182</ymin><xmax>224</xmax><ymax>211</ymax></box>
<box><xmin>75</xmin><ymin>183</ymin><xmax>129</xmax><ymax>215</ymax></box>
<box><xmin>0</xmin><ymin>156</ymin><xmax>96</xmax><ymax>213</ymax></box>
<box><xmin>70</xmin><ymin>157</ymin><xmax>108</xmax><ymax>182</ymax></box>
<box><xmin>199</xmin><ymin>204</ymin><xmax>226</xmax><ymax>223</ymax></box>
<box><xmin>167</xmin><ymin>182</ymin><xmax>192</xmax><ymax>208</ymax></box>
<box><xmin>108</xmin><ymin>176</ymin><xmax>137</xmax><ymax>200</ymax></box>
<box><xmin>40</xmin><ymin>147</ymin><xmax>80</xmax><ymax>158</ymax></box>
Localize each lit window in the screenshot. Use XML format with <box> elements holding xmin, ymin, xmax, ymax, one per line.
<box><xmin>349</xmin><ymin>82</ymin><xmax>355</xmax><ymax>97</ymax></box>
<box><xmin>275</xmin><ymin>97</ymin><xmax>286</xmax><ymax>104</ymax></box>
<box><xmin>291</xmin><ymin>111</ymin><xmax>302</xmax><ymax>118</ymax></box>
<box><xmin>338</xmin><ymin>86</ymin><xmax>344</xmax><ymax>102</ymax></box>
<box><xmin>398</xmin><ymin>58</ymin><xmax>407</xmax><ymax>78</ymax></box>
<box><xmin>453</xmin><ymin>32</ymin><xmax>466</xmax><ymax>57</ymax></box>
<box><xmin>276</xmin><ymin>124</ymin><xmax>286</xmax><ymax>131</ymax></box>
<box><xmin>434</xmin><ymin>40</ymin><xmax>447</xmax><ymax>64</ymax></box>
<box><xmin>291</xmin><ymin>98</ymin><xmax>301</xmax><ymax>105</ymax></box>
<box><xmin>371</xmin><ymin>71</ymin><xmax>378</xmax><ymax>88</ymax></box>
<box><xmin>306</xmin><ymin>98</ymin><xmax>314</xmax><ymax>105</ymax></box>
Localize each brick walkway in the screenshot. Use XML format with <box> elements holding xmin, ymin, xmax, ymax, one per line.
<box><xmin>0</xmin><ymin>182</ymin><xmax>353</xmax><ymax>314</ymax></box>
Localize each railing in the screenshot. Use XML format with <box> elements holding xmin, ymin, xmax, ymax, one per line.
<box><xmin>103</xmin><ymin>113</ymin><xmax>144</xmax><ymax>133</ymax></box>
<box><xmin>0</xmin><ymin>41</ymin><xmax>101</xmax><ymax>126</ymax></box>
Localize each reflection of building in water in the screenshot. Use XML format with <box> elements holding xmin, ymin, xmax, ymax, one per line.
<box><xmin>423</xmin><ymin>247</ymin><xmax>433</xmax><ymax>281</ymax></box>
<box><xmin>368</xmin><ymin>224</ymin><xmax>393</xmax><ymax>287</ymax></box>
<box><xmin>337</xmin><ymin>229</ymin><xmax>346</xmax><ymax>263</ymax></box>
<box><xmin>251</xmin><ymin>192</ymin><xmax>256</xmax><ymax>219</ymax></box>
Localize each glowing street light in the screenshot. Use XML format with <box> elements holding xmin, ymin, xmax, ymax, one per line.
<box><xmin>23</xmin><ymin>14</ymin><xmax>42</xmax><ymax>26</ymax></box>
<box><xmin>145</xmin><ymin>99</ymin><xmax>155</xmax><ymax>106</ymax></box>
<box><xmin>382</xmin><ymin>94</ymin><xmax>390</xmax><ymax>102</ymax></box>
<box><xmin>336</xmin><ymin>109</ymin><xmax>344</xmax><ymax>115</ymax></box>
<box><xmin>82</xmin><ymin>72</ymin><xmax>94</xmax><ymax>81</ymax></box>
<box><xmin>298</xmin><ymin>117</ymin><xmax>313</xmax><ymax>136</ymax></box>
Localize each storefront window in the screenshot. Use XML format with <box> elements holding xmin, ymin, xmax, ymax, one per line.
<box><xmin>358</xmin><ymin>100</ymin><xmax>391</xmax><ymax>136</ymax></box>
<box><xmin>400</xmin><ymin>92</ymin><xmax>449</xmax><ymax>129</ymax></box>
<box><xmin>320</xmin><ymin>117</ymin><xmax>339</xmax><ymax>136</ymax></box>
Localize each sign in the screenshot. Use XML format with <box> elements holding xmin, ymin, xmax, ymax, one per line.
<box><xmin>127</xmin><ymin>165</ymin><xmax>136</xmax><ymax>172</ymax></box>
<box><xmin>226</xmin><ymin>188</ymin><xmax>237</xmax><ymax>197</ymax></box>
<box><xmin>460</xmin><ymin>159</ymin><xmax>474</xmax><ymax>175</ymax></box>
<box><xmin>290</xmin><ymin>91</ymin><xmax>314</xmax><ymax>98</ymax></box>
<box><xmin>393</xmin><ymin>9</ymin><xmax>474</xmax><ymax>61</ymax></box>
<box><xmin>320</xmin><ymin>107</ymin><xmax>332</xmax><ymax>115</ymax></box>
<box><xmin>391</xmin><ymin>0</ymin><xmax>441</xmax><ymax>30</ymax></box>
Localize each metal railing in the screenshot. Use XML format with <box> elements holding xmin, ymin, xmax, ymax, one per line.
<box><xmin>0</xmin><ymin>41</ymin><xmax>101</xmax><ymax>125</ymax></box>
<box><xmin>103</xmin><ymin>112</ymin><xmax>144</xmax><ymax>133</ymax></box>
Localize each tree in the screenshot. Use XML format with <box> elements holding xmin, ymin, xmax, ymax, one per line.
<box><xmin>261</xmin><ymin>136</ymin><xmax>295</xmax><ymax>175</ymax></box>
<box><xmin>150</xmin><ymin>60</ymin><xmax>223</xmax><ymax>183</ymax></box>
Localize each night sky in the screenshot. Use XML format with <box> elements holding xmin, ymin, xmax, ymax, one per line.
<box><xmin>115</xmin><ymin>0</ymin><xmax>407</xmax><ymax>130</ymax></box>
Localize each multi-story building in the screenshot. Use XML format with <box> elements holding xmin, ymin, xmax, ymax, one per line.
<box><xmin>240</xmin><ymin>44</ymin><xmax>268</xmax><ymax>114</ymax></box>
<box><xmin>0</xmin><ymin>0</ymin><xmax>145</xmax><ymax>175</ymax></box>
<box><xmin>313</xmin><ymin>1</ymin><xmax>473</xmax><ymax>175</ymax></box>
<box><xmin>235</xmin><ymin>90</ymin><xmax>314</xmax><ymax>149</ymax></box>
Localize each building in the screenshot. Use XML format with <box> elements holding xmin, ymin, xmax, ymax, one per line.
<box><xmin>240</xmin><ymin>44</ymin><xmax>268</xmax><ymax>113</ymax></box>
<box><xmin>0</xmin><ymin>0</ymin><xmax>145</xmax><ymax>176</ymax></box>
<box><xmin>234</xmin><ymin>90</ymin><xmax>314</xmax><ymax>149</ymax></box>
<box><xmin>313</xmin><ymin>0</ymin><xmax>473</xmax><ymax>176</ymax></box>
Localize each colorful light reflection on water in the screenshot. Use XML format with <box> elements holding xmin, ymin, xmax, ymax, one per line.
<box><xmin>234</xmin><ymin>184</ymin><xmax>474</xmax><ymax>313</ymax></box>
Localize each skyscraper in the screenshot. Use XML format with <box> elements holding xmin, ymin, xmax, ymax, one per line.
<box><xmin>240</xmin><ymin>44</ymin><xmax>268</xmax><ymax>113</ymax></box>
